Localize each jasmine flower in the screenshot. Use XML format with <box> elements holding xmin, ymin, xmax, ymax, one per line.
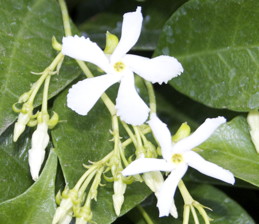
<box><xmin>122</xmin><ymin>114</ymin><xmax>235</xmax><ymax>216</ymax></box>
<box><xmin>62</xmin><ymin>7</ymin><xmax>183</xmax><ymax>125</ymax></box>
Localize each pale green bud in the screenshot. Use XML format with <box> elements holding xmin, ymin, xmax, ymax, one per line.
<box><xmin>247</xmin><ymin>110</ymin><xmax>259</xmax><ymax>153</ymax></box>
<box><xmin>104</xmin><ymin>31</ymin><xmax>119</xmax><ymax>54</ymax></box>
<box><xmin>28</xmin><ymin>122</ymin><xmax>49</xmax><ymax>181</ymax></box>
<box><xmin>172</xmin><ymin>122</ymin><xmax>191</xmax><ymax>143</ymax></box>
<box><xmin>112</xmin><ymin>175</ymin><xmax>126</xmax><ymax>216</ymax></box>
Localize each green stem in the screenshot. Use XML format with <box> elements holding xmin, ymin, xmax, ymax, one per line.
<box><xmin>120</xmin><ymin>121</ymin><xmax>138</xmax><ymax>148</ymax></box>
<box><xmin>178</xmin><ymin>180</ymin><xmax>193</xmax><ymax>204</ymax></box>
<box><xmin>137</xmin><ymin>205</ymin><xmax>154</xmax><ymax>224</ymax></box>
<box><xmin>145</xmin><ymin>81</ymin><xmax>156</xmax><ymax>114</ymax></box>
<box><xmin>28</xmin><ymin>52</ymin><xmax>64</xmax><ymax>105</ymax></box>
<box><xmin>58</xmin><ymin>0</ymin><xmax>72</xmax><ymax>36</ymax></box>
<box><xmin>41</xmin><ymin>74</ymin><xmax>51</xmax><ymax>113</ymax></box>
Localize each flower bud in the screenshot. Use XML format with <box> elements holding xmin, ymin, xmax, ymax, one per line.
<box><xmin>143</xmin><ymin>171</ymin><xmax>163</xmax><ymax>193</ymax></box>
<box><xmin>52</xmin><ymin>198</ymin><xmax>73</xmax><ymax>224</ymax></box>
<box><xmin>104</xmin><ymin>31</ymin><xmax>119</xmax><ymax>54</ymax></box>
<box><xmin>247</xmin><ymin>110</ymin><xmax>259</xmax><ymax>153</ymax></box>
<box><xmin>172</xmin><ymin>122</ymin><xmax>191</xmax><ymax>143</ymax></box>
<box><xmin>59</xmin><ymin>211</ymin><xmax>73</xmax><ymax>224</ymax></box>
<box><xmin>28</xmin><ymin>122</ymin><xmax>49</xmax><ymax>181</ymax></box>
<box><xmin>112</xmin><ymin>175</ymin><xmax>126</xmax><ymax>216</ymax></box>
<box><xmin>13</xmin><ymin>112</ymin><xmax>31</xmax><ymax>142</ymax></box>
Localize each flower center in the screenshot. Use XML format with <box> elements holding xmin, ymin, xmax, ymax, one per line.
<box><xmin>114</xmin><ymin>61</ymin><xmax>125</xmax><ymax>72</ymax></box>
<box><xmin>171</xmin><ymin>153</ymin><xmax>183</xmax><ymax>164</ymax></box>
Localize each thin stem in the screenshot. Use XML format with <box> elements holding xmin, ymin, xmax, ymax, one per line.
<box><xmin>58</xmin><ymin>0</ymin><xmax>72</xmax><ymax>36</ymax></box>
<box><xmin>145</xmin><ymin>81</ymin><xmax>156</xmax><ymax>114</ymax></box>
<box><xmin>137</xmin><ymin>205</ymin><xmax>154</xmax><ymax>224</ymax></box>
<box><xmin>120</xmin><ymin>121</ymin><xmax>138</xmax><ymax>148</ymax></box>
<box><xmin>178</xmin><ymin>180</ymin><xmax>193</xmax><ymax>204</ymax></box>
<box><xmin>41</xmin><ymin>74</ymin><xmax>51</xmax><ymax>113</ymax></box>
<box><xmin>78</xmin><ymin>169</ymin><xmax>97</xmax><ymax>197</ymax></box>
<box><xmin>28</xmin><ymin>52</ymin><xmax>64</xmax><ymax>104</ymax></box>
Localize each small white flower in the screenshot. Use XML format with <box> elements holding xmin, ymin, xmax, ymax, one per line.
<box><xmin>28</xmin><ymin>122</ymin><xmax>49</xmax><ymax>181</ymax></box>
<box><xmin>122</xmin><ymin>114</ymin><xmax>235</xmax><ymax>217</ymax></box>
<box><xmin>62</xmin><ymin>7</ymin><xmax>183</xmax><ymax>125</ymax></box>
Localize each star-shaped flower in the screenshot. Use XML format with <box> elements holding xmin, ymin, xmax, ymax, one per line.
<box><xmin>62</xmin><ymin>7</ymin><xmax>183</xmax><ymax>125</ymax></box>
<box><xmin>122</xmin><ymin>114</ymin><xmax>235</xmax><ymax>217</ymax></box>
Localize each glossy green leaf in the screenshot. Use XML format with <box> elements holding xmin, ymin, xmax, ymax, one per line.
<box><xmin>51</xmin><ymin>85</ymin><xmax>150</xmax><ymax>223</ymax></box>
<box><xmin>0</xmin><ymin>150</ymin><xmax>57</xmax><ymax>224</ymax></box>
<box><xmin>128</xmin><ymin>184</ymin><xmax>255</xmax><ymax>224</ymax></box>
<box><xmin>78</xmin><ymin>0</ymin><xmax>187</xmax><ymax>50</ymax></box>
<box><xmin>0</xmin><ymin>0</ymin><xmax>81</xmax><ymax>135</ymax></box>
<box><xmin>0</xmin><ymin>125</ymin><xmax>33</xmax><ymax>203</ymax></box>
<box><xmin>155</xmin><ymin>0</ymin><xmax>259</xmax><ymax>111</ymax></box>
<box><xmin>199</xmin><ymin>116</ymin><xmax>259</xmax><ymax>187</ymax></box>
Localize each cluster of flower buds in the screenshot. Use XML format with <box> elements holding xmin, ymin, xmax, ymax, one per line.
<box><xmin>13</xmin><ymin>88</ymin><xmax>59</xmax><ymax>180</ymax></box>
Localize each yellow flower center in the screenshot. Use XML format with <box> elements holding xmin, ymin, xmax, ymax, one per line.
<box><xmin>171</xmin><ymin>153</ymin><xmax>183</xmax><ymax>164</ymax></box>
<box><xmin>114</xmin><ymin>61</ymin><xmax>125</xmax><ymax>72</ymax></box>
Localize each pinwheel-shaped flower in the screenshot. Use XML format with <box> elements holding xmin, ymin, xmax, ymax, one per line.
<box><xmin>122</xmin><ymin>114</ymin><xmax>235</xmax><ymax>216</ymax></box>
<box><xmin>62</xmin><ymin>7</ymin><xmax>183</xmax><ymax>125</ymax></box>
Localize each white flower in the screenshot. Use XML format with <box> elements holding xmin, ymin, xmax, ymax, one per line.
<box><xmin>28</xmin><ymin>122</ymin><xmax>49</xmax><ymax>181</ymax></box>
<box><xmin>122</xmin><ymin>114</ymin><xmax>235</xmax><ymax>217</ymax></box>
<box><xmin>62</xmin><ymin>7</ymin><xmax>183</xmax><ymax>125</ymax></box>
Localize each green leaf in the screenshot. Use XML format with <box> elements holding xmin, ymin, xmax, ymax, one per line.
<box><xmin>155</xmin><ymin>0</ymin><xmax>259</xmax><ymax>111</ymax></box>
<box><xmin>78</xmin><ymin>0</ymin><xmax>187</xmax><ymax>50</ymax></box>
<box><xmin>0</xmin><ymin>125</ymin><xmax>33</xmax><ymax>203</ymax></box>
<box><xmin>0</xmin><ymin>0</ymin><xmax>81</xmax><ymax>135</ymax></box>
<box><xmin>51</xmin><ymin>85</ymin><xmax>150</xmax><ymax>223</ymax></box>
<box><xmin>199</xmin><ymin>116</ymin><xmax>259</xmax><ymax>187</ymax></box>
<box><xmin>128</xmin><ymin>184</ymin><xmax>255</xmax><ymax>224</ymax></box>
<box><xmin>0</xmin><ymin>150</ymin><xmax>57</xmax><ymax>224</ymax></box>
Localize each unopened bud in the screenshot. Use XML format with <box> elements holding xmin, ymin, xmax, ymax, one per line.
<box><xmin>143</xmin><ymin>171</ymin><xmax>163</xmax><ymax>193</ymax></box>
<box><xmin>172</xmin><ymin>122</ymin><xmax>191</xmax><ymax>143</ymax></box>
<box><xmin>13</xmin><ymin>112</ymin><xmax>31</xmax><ymax>142</ymax></box>
<box><xmin>112</xmin><ymin>176</ymin><xmax>126</xmax><ymax>216</ymax></box>
<box><xmin>52</xmin><ymin>198</ymin><xmax>73</xmax><ymax>224</ymax></box>
<box><xmin>28</xmin><ymin>122</ymin><xmax>49</xmax><ymax>181</ymax></box>
<box><xmin>104</xmin><ymin>31</ymin><xmax>119</xmax><ymax>54</ymax></box>
<box><xmin>247</xmin><ymin>110</ymin><xmax>259</xmax><ymax>153</ymax></box>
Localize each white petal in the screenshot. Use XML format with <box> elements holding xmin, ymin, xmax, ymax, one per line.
<box><xmin>122</xmin><ymin>158</ymin><xmax>173</xmax><ymax>176</ymax></box>
<box><xmin>184</xmin><ymin>151</ymin><xmax>235</xmax><ymax>184</ymax></box>
<box><xmin>124</xmin><ymin>55</ymin><xmax>183</xmax><ymax>84</ymax></box>
<box><xmin>148</xmin><ymin>113</ymin><xmax>173</xmax><ymax>160</ymax></box>
<box><xmin>157</xmin><ymin>164</ymin><xmax>188</xmax><ymax>217</ymax></box>
<box><xmin>116</xmin><ymin>72</ymin><xmax>150</xmax><ymax>125</ymax></box>
<box><xmin>172</xmin><ymin>117</ymin><xmax>226</xmax><ymax>153</ymax></box>
<box><xmin>67</xmin><ymin>74</ymin><xmax>121</xmax><ymax>115</ymax></box>
<box><xmin>170</xmin><ymin>199</ymin><xmax>178</xmax><ymax>218</ymax></box>
<box><xmin>111</xmin><ymin>7</ymin><xmax>143</xmax><ymax>62</ymax></box>
<box><xmin>62</xmin><ymin>35</ymin><xmax>111</xmax><ymax>72</ymax></box>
